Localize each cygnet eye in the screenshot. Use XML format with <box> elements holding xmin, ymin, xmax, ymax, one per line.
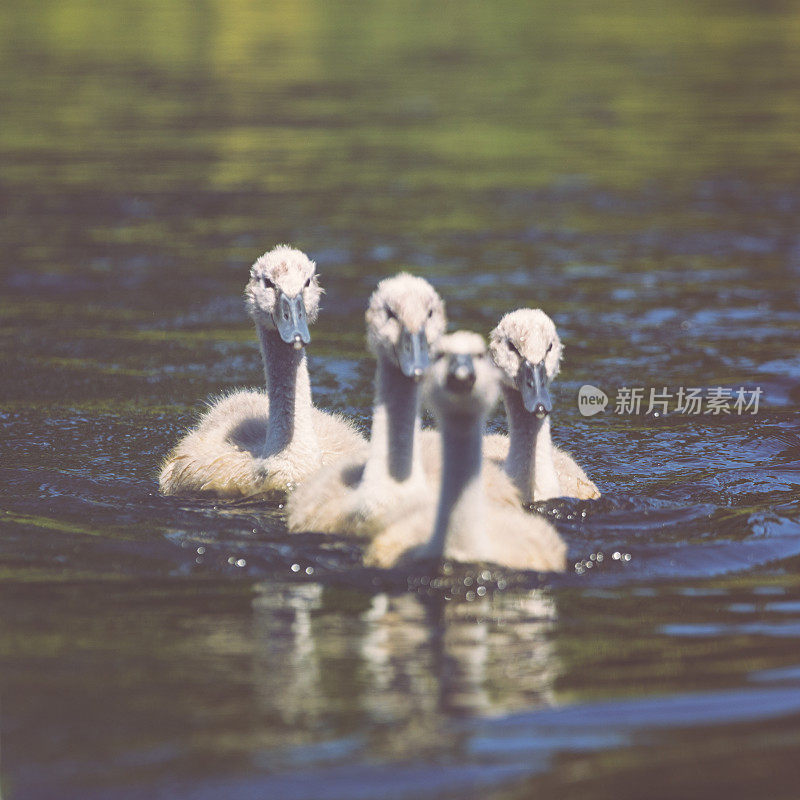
<box><xmin>506</xmin><ymin>339</ymin><xmax>522</xmax><ymax>357</ymax></box>
<box><xmin>304</xmin><ymin>277</ymin><xmax>311</xmax><ymax>289</ymax></box>
<box><xmin>385</xmin><ymin>306</ymin><xmax>398</xmax><ymax>321</ymax></box>
<box><xmin>546</xmin><ymin>342</ymin><xmax>553</xmax><ymax>355</ymax></box>
<box><xmin>427</xmin><ymin>307</ymin><xmax>434</xmax><ymax>319</ymax></box>
<box><xmin>261</xmin><ymin>276</ymin><xmax>275</xmax><ymax>290</ymax></box>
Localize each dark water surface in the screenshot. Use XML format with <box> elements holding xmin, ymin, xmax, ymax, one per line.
<box><xmin>2</xmin><ymin>1</ymin><xmax>800</xmax><ymax>798</ymax></box>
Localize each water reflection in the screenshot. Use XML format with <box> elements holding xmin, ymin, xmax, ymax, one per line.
<box><xmin>251</xmin><ymin>583</ymin><xmax>559</xmax><ymax>759</ymax></box>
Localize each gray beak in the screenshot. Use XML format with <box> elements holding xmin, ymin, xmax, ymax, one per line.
<box><xmin>275</xmin><ymin>292</ymin><xmax>311</xmax><ymax>349</ymax></box>
<box><xmin>446</xmin><ymin>354</ymin><xmax>476</xmax><ymax>394</ymax></box>
<box><xmin>519</xmin><ymin>360</ymin><xmax>552</xmax><ymax>418</ymax></box>
<box><xmin>397</xmin><ymin>328</ymin><xmax>429</xmax><ymax>380</ymax></box>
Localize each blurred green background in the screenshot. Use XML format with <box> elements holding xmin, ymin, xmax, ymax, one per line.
<box><xmin>3</xmin><ymin>0</ymin><xmax>800</xmax><ymax>235</ymax></box>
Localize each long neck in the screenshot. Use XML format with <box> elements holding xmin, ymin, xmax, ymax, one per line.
<box><xmin>428</xmin><ymin>411</ymin><xmax>487</xmax><ymax>562</ymax></box>
<box><xmin>257</xmin><ymin>325</ymin><xmax>317</xmax><ymax>455</ymax></box>
<box><xmin>503</xmin><ymin>386</ymin><xmax>560</xmax><ymax>502</ymax></box>
<box><xmin>361</xmin><ymin>356</ymin><xmax>424</xmax><ymax>487</ymax></box>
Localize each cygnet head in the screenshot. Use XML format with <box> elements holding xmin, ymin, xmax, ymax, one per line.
<box><xmin>425</xmin><ymin>331</ymin><xmax>500</xmax><ymax>421</ymax></box>
<box><xmin>245</xmin><ymin>245</ymin><xmax>323</xmax><ymax>349</ymax></box>
<box><xmin>489</xmin><ymin>309</ymin><xmax>562</xmax><ymax>419</ymax></box>
<box><xmin>365</xmin><ymin>273</ymin><xmax>446</xmax><ymax>380</ymax></box>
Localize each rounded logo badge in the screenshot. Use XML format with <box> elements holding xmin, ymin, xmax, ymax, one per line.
<box><xmin>578</xmin><ymin>385</ymin><xmax>608</xmax><ymax>416</ymax></box>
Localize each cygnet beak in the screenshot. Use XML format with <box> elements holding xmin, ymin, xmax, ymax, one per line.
<box><xmin>519</xmin><ymin>360</ymin><xmax>552</xmax><ymax>418</ymax></box>
<box><xmin>275</xmin><ymin>292</ymin><xmax>311</xmax><ymax>347</ymax></box>
<box><xmin>446</xmin><ymin>354</ymin><xmax>476</xmax><ymax>394</ymax></box>
<box><xmin>397</xmin><ymin>328</ymin><xmax>430</xmax><ymax>380</ymax></box>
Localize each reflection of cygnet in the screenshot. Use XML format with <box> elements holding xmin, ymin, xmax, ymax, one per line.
<box><xmin>287</xmin><ymin>274</ymin><xmax>446</xmax><ymax>536</ymax></box>
<box><xmin>366</xmin><ymin>331</ymin><xmax>567</xmax><ymax>572</ymax></box>
<box><xmin>159</xmin><ymin>246</ymin><xmax>365</xmax><ymax>497</ymax></box>
<box><xmin>247</xmin><ymin>584</ymin><xmax>560</xmax><ymax>756</ymax></box>
<box><xmin>486</xmin><ymin>309</ymin><xmax>600</xmax><ymax>502</ymax></box>
<box><xmin>251</xmin><ymin>583</ymin><xmax>324</xmax><ymax>728</ymax></box>
<box><xmin>358</xmin><ymin>590</ymin><xmax>560</xmax><ymax>721</ymax></box>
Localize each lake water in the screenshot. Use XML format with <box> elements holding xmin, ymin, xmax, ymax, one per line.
<box><xmin>2</xmin><ymin>1</ymin><xmax>800</xmax><ymax>798</ymax></box>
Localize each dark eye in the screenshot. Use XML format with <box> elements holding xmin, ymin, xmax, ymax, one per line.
<box><xmin>506</xmin><ymin>340</ymin><xmax>521</xmax><ymax>357</ymax></box>
<box><xmin>546</xmin><ymin>342</ymin><xmax>553</xmax><ymax>355</ymax></box>
<box><xmin>385</xmin><ymin>306</ymin><xmax>398</xmax><ymax>321</ymax></box>
<box><xmin>304</xmin><ymin>277</ymin><xmax>311</xmax><ymax>289</ymax></box>
<box><xmin>427</xmin><ymin>307</ymin><xmax>434</xmax><ymax>319</ymax></box>
<box><xmin>261</xmin><ymin>276</ymin><xmax>274</xmax><ymax>289</ymax></box>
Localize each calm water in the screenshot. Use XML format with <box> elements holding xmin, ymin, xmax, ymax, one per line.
<box><xmin>2</xmin><ymin>1</ymin><xmax>800</xmax><ymax>798</ymax></box>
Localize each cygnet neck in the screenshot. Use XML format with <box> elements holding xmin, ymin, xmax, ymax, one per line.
<box><xmin>429</xmin><ymin>407</ymin><xmax>488</xmax><ymax>562</ymax></box>
<box><xmin>361</xmin><ymin>355</ymin><xmax>425</xmax><ymax>487</ymax></box>
<box><xmin>502</xmin><ymin>385</ymin><xmax>560</xmax><ymax>502</ymax></box>
<box><xmin>257</xmin><ymin>325</ymin><xmax>317</xmax><ymax>456</ymax></box>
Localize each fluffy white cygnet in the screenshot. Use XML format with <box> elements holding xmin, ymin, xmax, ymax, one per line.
<box><xmin>486</xmin><ymin>309</ymin><xmax>600</xmax><ymax>502</ymax></box>
<box><xmin>286</xmin><ymin>273</ymin><xmax>447</xmax><ymax>536</ymax></box>
<box><xmin>366</xmin><ymin>331</ymin><xmax>567</xmax><ymax>572</ymax></box>
<box><xmin>159</xmin><ymin>245</ymin><xmax>365</xmax><ymax>498</ymax></box>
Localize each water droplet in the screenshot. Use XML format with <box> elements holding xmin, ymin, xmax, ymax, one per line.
<box><xmin>196</xmin><ymin>547</ymin><xmax>206</xmax><ymax>555</ymax></box>
<box><xmin>291</xmin><ymin>563</ymin><xmax>301</xmax><ymax>573</ymax></box>
<box><xmin>466</xmin><ymin>591</ymin><xmax>476</xmax><ymax>602</ymax></box>
<box><xmin>236</xmin><ymin>558</ymin><xmax>246</xmax><ymax>568</ymax></box>
<box><xmin>477</xmin><ymin>586</ymin><xmax>487</xmax><ymax>597</ymax></box>
<box><xmin>227</xmin><ymin>556</ymin><xmax>236</xmax><ymax>565</ymax></box>
<box><xmin>624</xmin><ymin>553</ymin><xmax>632</xmax><ymax>562</ymax></box>
<box><xmin>305</xmin><ymin>566</ymin><xmax>314</xmax><ymax>575</ymax></box>
<box><xmin>497</xmin><ymin>579</ymin><xmax>507</xmax><ymax>590</ymax></box>
<box><xmin>612</xmin><ymin>551</ymin><xmax>621</xmax><ymax>560</ymax></box>
<box><xmin>480</xmin><ymin>570</ymin><xmax>491</xmax><ymax>582</ymax></box>
<box><xmin>464</xmin><ymin>576</ymin><xmax>473</xmax><ymax>587</ymax></box>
